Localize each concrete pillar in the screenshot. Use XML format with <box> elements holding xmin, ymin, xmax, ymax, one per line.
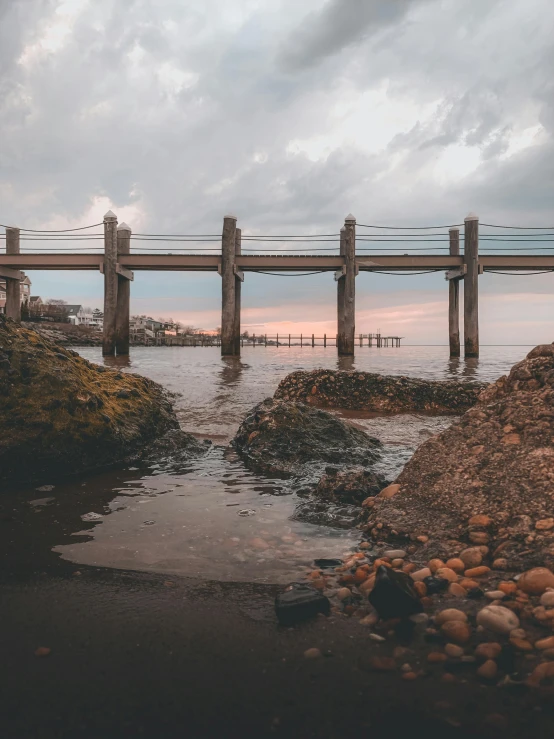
<box><xmin>464</xmin><ymin>213</ymin><xmax>479</xmax><ymax>358</ymax></box>
<box><xmin>338</xmin><ymin>214</ymin><xmax>356</xmax><ymax>356</ymax></box>
<box><xmin>233</xmin><ymin>227</ymin><xmax>242</xmax><ymax>356</ymax></box>
<box><xmin>337</xmin><ymin>227</ymin><xmax>345</xmax><ymax>352</ymax></box>
<box><xmin>102</xmin><ymin>210</ymin><xmax>118</xmax><ymax>356</ymax></box>
<box><xmin>448</xmin><ymin>228</ymin><xmax>461</xmax><ymax>358</ymax></box>
<box><xmin>221</xmin><ymin>214</ymin><xmax>237</xmax><ymax>356</ymax></box>
<box><xmin>115</xmin><ymin>223</ymin><xmax>131</xmax><ymax>355</ymax></box>
<box><xmin>5</xmin><ymin>227</ymin><xmax>21</xmax><ymax>322</ymax></box>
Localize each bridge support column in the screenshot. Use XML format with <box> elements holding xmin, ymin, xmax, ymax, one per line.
<box><xmin>221</xmin><ymin>215</ymin><xmax>237</xmax><ymax>356</ymax></box>
<box><xmin>233</xmin><ymin>227</ymin><xmax>242</xmax><ymax>356</ymax></box>
<box><xmin>338</xmin><ymin>214</ymin><xmax>356</xmax><ymax>356</ymax></box>
<box><xmin>102</xmin><ymin>210</ymin><xmax>118</xmax><ymax>356</ymax></box>
<box><xmin>5</xmin><ymin>227</ymin><xmax>21</xmax><ymax>322</ymax></box>
<box><xmin>336</xmin><ymin>227</ymin><xmax>345</xmax><ymax>352</ymax></box>
<box><xmin>464</xmin><ymin>213</ymin><xmax>479</xmax><ymax>358</ymax></box>
<box><xmin>448</xmin><ymin>227</ymin><xmax>461</xmax><ymax>357</ymax></box>
<box><xmin>115</xmin><ymin>223</ymin><xmax>131</xmax><ymax>355</ymax></box>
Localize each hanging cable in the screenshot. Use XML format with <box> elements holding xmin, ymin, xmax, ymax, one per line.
<box><xmin>1</xmin><ymin>222</ymin><xmax>104</xmax><ymax>232</ymax></box>
<box><xmin>366</xmin><ymin>269</ymin><xmax>445</xmax><ymax>276</ymax></box>
<box><xmin>250</xmin><ymin>270</ymin><xmax>327</xmax><ymax>277</ymax></box>
<box><xmin>485</xmin><ymin>270</ymin><xmax>554</xmax><ymax>276</ymax></box>
<box><xmin>357</xmin><ymin>223</ymin><xmax>463</xmax><ymax>229</ymax></box>
<box><xmin>481</xmin><ymin>223</ymin><xmax>554</xmax><ymax>229</ymax></box>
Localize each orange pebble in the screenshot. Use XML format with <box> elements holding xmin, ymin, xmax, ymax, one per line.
<box><xmin>403</xmin><ymin>563</ymin><xmax>417</xmax><ymax>574</ymax></box>
<box><xmin>498</xmin><ymin>581</ymin><xmax>517</xmax><ymax>595</ymax></box>
<box><xmin>460</xmin><ymin>579</ymin><xmax>479</xmax><ymax>590</ymax></box>
<box><xmin>428</xmin><ymin>559</ymin><xmax>445</xmax><ymax>573</ymax></box>
<box><xmin>445</xmin><ymin>558</ymin><xmax>465</xmax><ymax>573</ymax></box>
<box><xmin>414</xmin><ymin>581</ymin><xmax>427</xmax><ymax>597</ymax></box>
<box><xmin>464</xmin><ymin>566</ymin><xmax>491</xmax><ymax>578</ymax></box>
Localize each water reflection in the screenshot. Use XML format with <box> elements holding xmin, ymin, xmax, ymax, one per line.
<box><xmin>218</xmin><ymin>356</ymin><xmax>246</xmax><ymax>387</ymax></box>
<box><xmin>446</xmin><ymin>357</ymin><xmax>461</xmax><ymax>377</ymax></box>
<box><xmin>337</xmin><ymin>355</ymin><xmax>356</xmax><ymax>371</ymax></box>
<box><xmin>462</xmin><ymin>357</ymin><xmax>479</xmax><ymax>379</ymax></box>
<box><xmin>103</xmin><ymin>355</ymin><xmax>132</xmax><ymax>369</ymax></box>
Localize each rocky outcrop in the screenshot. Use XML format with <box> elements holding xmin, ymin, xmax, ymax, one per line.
<box><xmin>0</xmin><ymin>316</ymin><xmax>202</xmax><ymax>488</ymax></box>
<box><xmin>232</xmin><ymin>397</ymin><xmax>382</xmax><ymax>477</ymax></box>
<box><xmin>275</xmin><ymin>369</ymin><xmax>485</xmax><ymax>414</ymax></box>
<box><xmin>360</xmin><ymin>344</ymin><xmax>554</xmax><ymax>569</ymax></box>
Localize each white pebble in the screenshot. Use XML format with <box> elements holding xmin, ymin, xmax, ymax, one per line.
<box><xmin>485</xmin><ymin>590</ymin><xmax>506</xmax><ymax>600</ymax></box>
<box><xmin>410</xmin><ymin>613</ymin><xmax>429</xmax><ymax>624</ymax></box>
<box><xmin>384</xmin><ymin>549</ymin><xmax>406</xmax><ymax>559</ymax></box>
<box><xmin>369</xmin><ymin>633</ymin><xmax>386</xmax><ymax>642</ymax></box>
<box><xmin>540</xmin><ymin>591</ymin><xmax>554</xmax><ymax>607</ymax></box>
<box><xmin>476</xmin><ymin>605</ymin><xmax>520</xmax><ymax>635</ymax></box>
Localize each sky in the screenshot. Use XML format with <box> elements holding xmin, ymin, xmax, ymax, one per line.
<box><xmin>1</xmin><ymin>0</ymin><xmax>553</xmax><ymax>343</ymax></box>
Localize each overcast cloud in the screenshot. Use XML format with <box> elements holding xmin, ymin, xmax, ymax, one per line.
<box><xmin>1</xmin><ymin>0</ymin><xmax>553</xmax><ymax>342</ymax></box>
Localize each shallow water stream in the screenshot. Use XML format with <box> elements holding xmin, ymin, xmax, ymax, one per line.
<box><xmin>17</xmin><ymin>345</ymin><xmax>530</xmax><ymax>583</ymax></box>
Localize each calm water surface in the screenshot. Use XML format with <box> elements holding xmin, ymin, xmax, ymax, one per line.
<box><xmin>39</xmin><ymin>345</ymin><xmax>529</xmax><ymax>583</ymax></box>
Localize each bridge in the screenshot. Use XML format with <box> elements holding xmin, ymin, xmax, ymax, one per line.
<box><xmin>1</xmin><ymin>212</ymin><xmax>553</xmax><ymax>358</ymax></box>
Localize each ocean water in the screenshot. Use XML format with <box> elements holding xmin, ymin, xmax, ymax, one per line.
<box><xmin>25</xmin><ymin>344</ymin><xmax>531</xmax><ymax>583</ymax></box>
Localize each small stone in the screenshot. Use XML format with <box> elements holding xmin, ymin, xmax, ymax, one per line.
<box><xmin>359</xmin><ymin>613</ymin><xmax>379</xmax><ymax>627</ymax></box>
<box><xmin>400</xmin><ymin>662</ymin><xmax>412</xmax><ymax>672</ymax></box>
<box><xmin>34</xmin><ymin>647</ymin><xmax>51</xmax><ymax>658</ymax></box>
<box><xmin>448</xmin><ymin>583</ymin><xmax>467</xmax><ymax>597</ymax></box>
<box><xmin>528</xmin><ymin>661</ymin><xmax>554</xmax><ymax>686</ymax></box>
<box><xmin>535</xmin><ymin>636</ymin><xmax>554</xmax><ymax>650</ymax></box>
<box><xmin>476</xmin><ymin>606</ymin><xmax>520</xmax><ymax>635</ymax></box>
<box><xmin>460</xmin><ymin>578</ymin><xmax>479</xmax><ymax>590</ymax></box>
<box><xmin>444</xmin><ymin>643</ymin><xmax>464</xmax><ymax>658</ymax></box>
<box><xmin>384</xmin><ymin>549</ymin><xmax>406</xmax><ymax>559</ymax></box>
<box><xmin>475</xmin><ymin>642</ymin><xmax>502</xmax><ymax>661</ymax></box>
<box><xmin>477</xmin><ymin>660</ymin><xmax>498</xmax><ymax>680</ymax></box>
<box><xmin>413</xmin><ymin>581</ymin><xmax>427</xmax><ymax>597</ymax></box>
<box><xmin>540</xmin><ymin>591</ymin><xmax>554</xmax><ymax>607</ymax></box>
<box><xmin>498</xmin><ymin>581</ymin><xmax>517</xmax><ymax>595</ymax></box>
<box><xmin>464</xmin><ymin>566</ymin><xmax>490</xmax><ymax>578</ymax></box>
<box><xmin>469</xmin><ymin>531</ymin><xmax>490</xmax><ymax>545</ymax></box>
<box><xmin>469</xmin><ymin>515</ymin><xmax>492</xmax><ymax>527</ymax></box>
<box><xmin>519</xmin><ymin>568</ymin><xmax>554</xmax><ymax>595</ymax></box>
<box><xmin>402</xmin><ymin>671</ymin><xmax>418</xmax><ymax>681</ymax></box>
<box><xmin>435</xmin><ymin>609</ymin><xmax>468</xmax><ymax>625</ymax></box>
<box><xmin>337</xmin><ymin>587</ymin><xmax>352</xmax><ymax>601</ymax></box>
<box><xmin>435</xmin><ymin>567</ymin><xmax>458</xmax><ymax>583</ymax></box>
<box><xmin>304</xmin><ymin>647</ymin><xmax>323</xmax><ymax>659</ymax></box>
<box><xmin>359</xmin><ymin>542</ymin><xmax>371</xmax><ymax>549</ymax></box>
<box><xmin>445</xmin><ymin>558</ymin><xmax>465</xmax><ymax>573</ymax></box>
<box><xmin>441</xmin><ymin>673</ymin><xmax>456</xmax><ymax>683</ymax></box>
<box><xmin>510</xmin><ymin>628</ymin><xmax>527</xmax><ymax>639</ymax></box>
<box><xmin>441</xmin><ymin>621</ymin><xmax>471</xmax><ymax>644</ymax></box>
<box><xmin>492</xmin><ymin>558</ymin><xmax>508</xmax><ymax>570</ymax></box>
<box><xmin>411</xmin><ymin>568</ymin><xmax>432</xmax><ymax>582</ymax></box>
<box><xmin>368</xmin><ymin>656</ymin><xmax>396</xmax><ymax>672</ymax></box>
<box><xmin>428</xmin><ymin>559</ymin><xmax>445</xmax><ymax>573</ymax></box>
<box><xmin>416</xmin><ymin>535</ymin><xmax>429</xmax><ymax>543</ymax></box>
<box><xmin>409</xmin><ymin>613</ymin><xmax>429</xmax><ymax>624</ymax></box>
<box><xmin>536</xmin><ymin>518</ymin><xmax>554</xmax><ymax>531</ymax></box>
<box><xmin>250</xmin><ymin>537</ymin><xmax>270</xmax><ymax>550</ymax></box>
<box><xmin>369</xmin><ymin>633</ymin><xmax>386</xmax><ymax>642</ymax></box>
<box><xmin>163</xmin><ymin>581</ymin><xmax>176</xmax><ymax>588</ymax></box>
<box><xmin>379</xmin><ymin>484</ymin><xmax>400</xmax><ymax>499</ymax></box>
<box><xmin>485</xmin><ymin>591</ymin><xmax>506</xmax><ymax>600</ymax></box>
<box><xmin>509</xmin><ymin>638</ymin><xmax>533</xmax><ymax>651</ymax></box>
<box><xmin>459</xmin><ymin>548</ymin><xmax>483</xmax><ymax>568</ymax></box>
<box><xmin>427</xmin><ymin>652</ymin><xmax>447</xmax><ymax>663</ymax></box>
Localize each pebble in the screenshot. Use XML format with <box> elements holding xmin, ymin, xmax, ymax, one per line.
<box><xmin>369</xmin><ymin>633</ymin><xmax>386</xmax><ymax>642</ymax></box>
<box><xmin>411</xmin><ymin>567</ymin><xmax>432</xmax><ymax>582</ymax></box>
<box><xmin>435</xmin><ymin>567</ymin><xmax>458</xmax><ymax>583</ymax></box>
<box><xmin>402</xmin><ymin>671</ymin><xmax>418</xmax><ymax>681</ymax></box>
<box><xmin>435</xmin><ymin>609</ymin><xmax>468</xmax><ymax>625</ymax></box>
<box><xmin>464</xmin><ymin>566</ymin><xmax>490</xmax><ymax>578</ymax></box>
<box><xmin>441</xmin><ymin>621</ymin><xmax>471</xmax><ymax>644</ymax></box>
<box><xmin>528</xmin><ymin>661</ymin><xmax>554</xmax><ymax>686</ymax></box>
<box><xmin>384</xmin><ymin>549</ymin><xmax>406</xmax><ymax>559</ymax></box>
<box><xmin>485</xmin><ymin>590</ymin><xmax>506</xmax><ymax>600</ymax></box>
<box><xmin>477</xmin><ymin>660</ymin><xmax>498</xmax><ymax>680</ymax></box>
<box><xmin>475</xmin><ymin>642</ymin><xmax>502</xmax><ymax>660</ymax></box>
<box><xmin>378</xmin><ymin>484</ymin><xmax>401</xmax><ymax>499</ymax></box>
<box><xmin>442</xmin><ymin>673</ymin><xmax>456</xmax><ymax>683</ymax></box>
<box><xmin>444</xmin><ymin>643</ymin><xmax>464</xmax><ymax>658</ymax></box>
<box><xmin>492</xmin><ymin>558</ymin><xmax>509</xmax><ymax>570</ymax></box>
<box><xmin>400</xmin><ymin>663</ymin><xmax>412</xmax><ymax>672</ymax></box>
<box><xmin>413</xmin><ymin>581</ymin><xmax>427</xmax><ymax>597</ymax></box>
<box><xmin>518</xmin><ymin>567</ymin><xmax>554</xmax><ymax>595</ymax></box>
<box><xmin>535</xmin><ymin>518</ymin><xmax>554</xmax><ymax>531</ymax></box>
<box><xmin>469</xmin><ymin>531</ymin><xmax>490</xmax><ymax>545</ymax></box>
<box><xmin>469</xmin><ymin>514</ymin><xmax>492</xmax><ymax>527</ymax></box>
<box><xmin>459</xmin><ymin>548</ymin><xmax>483</xmax><ymax>568</ymax></box>
<box><xmin>250</xmin><ymin>537</ymin><xmax>270</xmax><ymax>550</ymax></box>
<box><xmin>409</xmin><ymin>613</ymin><xmax>429</xmax><ymax>624</ymax></box>
<box><xmin>448</xmin><ymin>583</ymin><xmax>467</xmax><ymax>597</ymax></box>
<box><xmin>337</xmin><ymin>587</ymin><xmax>352</xmax><ymax>601</ymax></box>
<box><xmin>34</xmin><ymin>647</ymin><xmax>51</xmax><ymax>657</ymax></box>
<box><xmin>535</xmin><ymin>636</ymin><xmax>554</xmax><ymax>650</ymax></box>
<box><xmin>359</xmin><ymin>613</ymin><xmax>379</xmax><ymax>627</ymax></box>
<box><xmin>540</xmin><ymin>591</ymin><xmax>554</xmax><ymax>607</ymax></box>
<box><xmin>428</xmin><ymin>559</ymin><xmax>445</xmax><ymax>573</ymax></box>
<box><xmin>445</xmin><ymin>558</ymin><xmax>465</xmax><ymax>573</ymax></box>
<box><xmin>510</xmin><ymin>628</ymin><xmax>527</xmax><ymax>639</ymax></box>
<box><xmin>304</xmin><ymin>648</ymin><xmax>323</xmax><ymax>659</ymax></box>
<box><xmin>510</xmin><ymin>637</ymin><xmax>534</xmax><ymax>651</ymax></box>
<box><xmin>368</xmin><ymin>656</ymin><xmax>396</xmax><ymax>672</ymax></box>
<box><xmin>460</xmin><ymin>578</ymin><xmax>479</xmax><ymax>590</ymax></box>
<box><xmin>427</xmin><ymin>652</ymin><xmax>447</xmax><ymax>663</ymax></box>
<box><xmin>476</xmin><ymin>605</ymin><xmax>520</xmax><ymax>634</ymax></box>
<box><xmin>498</xmin><ymin>581</ymin><xmax>517</xmax><ymax>595</ymax></box>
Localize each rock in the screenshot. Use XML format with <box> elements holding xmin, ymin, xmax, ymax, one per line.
<box><xmin>509</xmin><ymin>638</ymin><xmax>533</xmax><ymax>651</ymax></box>
<box><xmin>275</xmin><ymin>583</ymin><xmax>331</xmax><ymax>626</ymax></box>
<box><xmin>368</xmin><ymin>633</ymin><xmax>386</xmax><ymax>642</ymax></box>
<box><xmin>540</xmin><ymin>591</ymin><xmax>554</xmax><ymax>607</ymax></box>
<box><xmin>313</xmin><ymin>466</ymin><xmax>386</xmax><ymax>505</ymax></box>
<box><xmin>535</xmin><ymin>636</ymin><xmax>554</xmax><ymax>650</ymax></box>
<box><xmin>368</xmin><ymin>565</ymin><xmax>423</xmax><ymax>620</ymax></box>
<box><xmin>435</xmin><ymin>609</ymin><xmax>468</xmax><ymax>625</ymax></box>
<box><xmin>476</xmin><ymin>605</ymin><xmax>520</xmax><ymax>635</ymax></box>
<box><xmin>274</xmin><ymin>370</ymin><xmax>484</xmax><ymax>414</ymax></box>
<box><xmin>477</xmin><ymin>660</ymin><xmax>498</xmax><ymax>680</ymax></box>
<box><xmin>0</xmin><ymin>316</ymin><xmax>202</xmax><ymax>486</ymax></box>
<box><xmin>367</xmin><ymin>656</ymin><xmax>396</xmax><ymax>672</ymax></box>
<box><xmin>359</xmin><ymin>612</ymin><xmax>379</xmax><ymax>627</ymax></box>
<box><xmin>34</xmin><ymin>647</ymin><xmax>51</xmax><ymax>657</ymax></box>
<box><xmin>379</xmin><ymin>484</ymin><xmax>400</xmax><ymax>499</ymax></box>
<box><xmin>303</xmin><ymin>648</ymin><xmax>323</xmax><ymax>659</ymax></box>
<box><xmin>444</xmin><ymin>644</ymin><xmax>464</xmax><ymax>658</ymax></box>
<box><xmin>485</xmin><ymin>591</ymin><xmax>506</xmax><ymax>600</ymax></box>
<box><xmin>411</xmin><ymin>568</ymin><xmax>432</xmax><ymax>582</ymax></box>
<box><xmin>492</xmin><ymin>558</ymin><xmax>509</xmax><ymax>570</ymax></box>
<box><xmin>232</xmin><ymin>397</ymin><xmax>382</xmax><ymax>477</ymax></box>
<box><xmin>428</xmin><ymin>559</ymin><xmax>445</xmax><ymax>573</ymax></box>
<box><xmin>423</xmin><ymin>576</ymin><xmax>449</xmax><ymax>594</ymax></box>
<box><xmin>445</xmin><ymin>558</ymin><xmax>465</xmax><ymax>573</ymax></box>
<box><xmin>536</xmin><ymin>518</ymin><xmax>554</xmax><ymax>530</ymax></box>
<box><xmin>440</xmin><ymin>621</ymin><xmax>471</xmax><ymax>644</ymax></box>
<box><xmin>528</xmin><ymin>661</ymin><xmax>554</xmax><ymax>686</ymax></box>
<box><xmin>402</xmin><ymin>671</ymin><xmax>418</xmax><ymax>681</ymax></box>
<box><xmin>384</xmin><ymin>549</ymin><xmax>406</xmax><ymax>559</ymax></box>
<box><xmin>459</xmin><ymin>548</ymin><xmax>483</xmax><ymax>568</ymax></box>
<box><xmin>435</xmin><ymin>567</ymin><xmax>459</xmax><ymax>583</ymax></box>
<box><xmin>469</xmin><ymin>515</ymin><xmax>492</xmax><ymax>527</ymax></box>
<box><xmin>427</xmin><ymin>652</ymin><xmax>447</xmax><ymax>663</ymax></box>
<box><xmin>337</xmin><ymin>587</ymin><xmax>352</xmax><ymax>601</ymax></box>
<box><xmin>314</xmin><ymin>558</ymin><xmax>343</xmax><ymax>569</ymax></box>
<box><xmin>498</xmin><ymin>582</ymin><xmax>518</xmax><ymax>595</ymax></box>
<box><xmin>448</xmin><ymin>583</ymin><xmax>467</xmax><ymax>597</ymax></box>
<box><xmin>464</xmin><ymin>566</ymin><xmax>490</xmax><ymax>578</ymax></box>
<box><xmin>518</xmin><ymin>568</ymin><xmax>554</xmax><ymax>595</ymax></box>
<box><xmin>475</xmin><ymin>643</ymin><xmax>502</xmax><ymax>660</ymax></box>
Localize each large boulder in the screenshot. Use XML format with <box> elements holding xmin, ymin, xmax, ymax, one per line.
<box><xmin>0</xmin><ymin>316</ymin><xmax>202</xmax><ymax>488</ymax></box>
<box><xmin>361</xmin><ymin>345</ymin><xmax>554</xmax><ymax>568</ymax></box>
<box><xmin>232</xmin><ymin>397</ymin><xmax>381</xmax><ymax>477</ymax></box>
<box><xmin>275</xmin><ymin>369</ymin><xmax>485</xmax><ymax>414</ymax></box>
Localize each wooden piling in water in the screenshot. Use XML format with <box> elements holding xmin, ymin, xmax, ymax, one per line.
<box><xmin>233</xmin><ymin>227</ymin><xmax>242</xmax><ymax>356</ymax></box>
<box><xmin>337</xmin><ymin>227</ymin><xmax>346</xmax><ymax>354</ymax></box>
<box><xmin>102</xmin><ymin>210</ymin><xmax>118</xmax><ymax>356</ymax></box>
<box><xmin>221</xmin><ymin>214</ymin><xmax>237</xmax><ymax>356</ymax></box>
<box><xmin>448</xmin><ymin>228</ymin><xmax>461</xmax><ymax>358</ymax></box>
<box><xmin>115</xmin><ymin>223</ymin><xmax>131</xmax><ymax>355</ymax></box>
<box><xmin>5</xmin><ymin>227</ymin><xmax>21</xmax><ymax>322</ymax></box>
<box><xmin>324</xmin><ymin>334</ymin><xmax>326</xmax><ymax>348</ymax></box>
<box><xmin>464</xmin><ymin>214</ymin><xmax>479</xmax><ymax>358</ymax></box>
<box><xmin>338</xmin><ymin>215</ymin><xmax>356</xmax><ymax>356</ymax></box>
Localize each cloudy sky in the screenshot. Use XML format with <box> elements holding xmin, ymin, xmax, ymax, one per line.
<box><xmin>1</xmin><ymin>0</ymin><xmax>553</xmax><ymax>343</ymax></box>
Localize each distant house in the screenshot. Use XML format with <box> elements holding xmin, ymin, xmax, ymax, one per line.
<box><xmin>130</xmin><ymin>316</ymin><xmax>165</xmax><ymax>332</ymax></box>
<box><xmin>0</xmin><ymin>273</ymin><xmax>31</xmax><ymax>314</ymax></box>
